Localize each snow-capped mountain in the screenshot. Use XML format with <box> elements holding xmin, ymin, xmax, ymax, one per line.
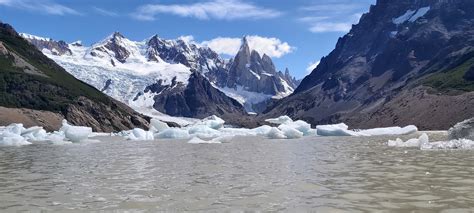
<box><xmin>213</xmin><ymin>37</ymin><xmax>298</xmax><ymax>109</ymax></box>
<box><xmin>21</xmin><ymin>32</ymin><xmax>297</xmax><ymax>119</ymax></box>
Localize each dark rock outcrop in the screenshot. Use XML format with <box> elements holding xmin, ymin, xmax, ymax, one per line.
<box><xmin>146</xmin><ymin>72</ymin><xmax>247</xmax><ymax>124</ymax></box>
<box><xmin>264</xmin><ymin>0</ymin><xmax>474</xmax><ymax>130</ymax></box>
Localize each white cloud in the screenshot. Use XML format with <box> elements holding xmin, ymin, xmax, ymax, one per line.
<box><xmin>177</xmin><ymin>35</ymin><xmax>195</xmax><ymax>43</ymax></box>
<box><xmin>132</xmin><ymin>0</ymin><xmax>282</xmax><ymax>21</ymax></box>
<box><xmin>306</xmin><ymin>61</ymin><xmax>320</xmax><ymax>73</ymax></box>
<box><xmin>309</xmin><ymin>22</ymin><xmax>353</xmax><ymax>33</ymax></box>
<box><xmin>299</xmin><ymin>1</ymin><xmax>369</xmax><ymax>33</ymax></box>
<box><xmin>0</xmin><ymin>0</ymin><xmax>79</xmax><ymax>15</ymax></box>
<box><xmin>200</xmin><ymin>37</ymin><xmax>242</xmax><ymax>56</ymax></box>
<box><xmin>0</xmin><ymin>0</ymin><xmax>80</xmax><ymax>15</ymax></box>
<box><xmin>93</xmin><ymin>7</ymin><xmax>118</xmax><ymax>17</ymax></box>
<box><xmin>201</xmin><ymin>36</ymin><xmax>294</xmax><ymax>58</ymax></box>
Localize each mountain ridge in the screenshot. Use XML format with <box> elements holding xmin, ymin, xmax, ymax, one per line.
<box><xmin>22</xmin><ymin>32</ymin><xmax>299</xmax><ymax>118</ymax></box>
<box><xmin>263</xmin><ymin>0</ymin><xmax>474</xmax><ymax>130</ymax></box>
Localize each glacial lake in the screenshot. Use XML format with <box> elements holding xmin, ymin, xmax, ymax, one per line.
<box><xmin>1</xmin><ymin>133</ymin><xmax>473</xmax><ymax>212</ymax></box>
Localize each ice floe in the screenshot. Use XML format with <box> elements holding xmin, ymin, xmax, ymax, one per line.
<box><xmin>60</xmin><ymin>120</ymin><xmax>93</xmax><ymax>142</ymax></box>
<box><xmin>388</xmin><ymin>133</ymin><xmax>474</xmax><ymax>150</ymax></box>
<box><xmin>1</xmin><ymin>115</ymin><xmax>426</xmax><ymax>146</ymax></box>
<box><xmin>388</xmin><ymin>133</ymin><xmax>429</xmax><ymax>148</ymax></box>
<box><xmin>386</xmin><ymin>117</ymin><xmax>474</xmax><ymax>150</ymax></box>
<box><xmin>317</xmin><ymin>123</ymin><xmax>417</xmax><ymax>137</ymax></box>
<box><xmin>125</xmin><ymin>128</ymin><xmax>154</xmax><ymax>141</ymax></box>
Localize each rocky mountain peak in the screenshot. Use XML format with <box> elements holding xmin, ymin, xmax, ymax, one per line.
<box><xmin>111</xmin><ymin>31</ymin><xmax>124</xmax><ymax>40</ymax></box>
<box><xmin>89</xmin><ymin>32</ymin><xmax>133</xmax><ymax>64</ymax></box>
<box><xmin>20</xmin><ymin>33</ymin><xmax>72</xmax><ymax>56</ymax></box>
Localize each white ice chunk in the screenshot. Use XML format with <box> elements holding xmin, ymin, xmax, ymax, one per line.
<box><xmin>387</xmin><ymin>133</ymin><xmax>429</xmax><ymax>148</ymax></box>
<box><xmin>279</xmin><ymin>120</ymin><xmax>314</xmax><ymax>136</ymax></box>
<box><xmin>0</xmin><ymin>132</ymin><xmax>31</xmax><ymax>146</ymax></box>
<box><xmin>5</xmin><ymin>123</ymin><xmax>25</xmax><ymax>135</ymax></box>
<box><xmin>188</xmin><ymin>125</ymin><xmax>221</xmax><ymax>138</ymax></box>
<box><xmin>21</xmin><ymin>126</ymin><xmax>48</xmax><ymax>141</ymax></box>
<box><xmin>358</xmin><ymin>125</ymin><xmax>418</xmax><ymax>136</ymax></box>
<box><xmin>266</xmin><ymin>127</ymin><xmax>287</xmax><ymax>139</ymax></box>
<box><xmin>125</xmin><ymin>128</ymin><xmax>154</xmax><ymax>141</ymax></box>
<box><xmin>316</xmin><ymin>123</ymin><xmax>362</xmax><ymax>136</ymax></box>
<box><xmin>252</xmin><ymin>125</ymin><xmax>273</xmax><ymax>136</ymax></box>
<box><xmin>46</xmin><ymin>132</ymin><xmax>67</xmax><ymax>144</ymax></box>
<box><xmin>421</xmin><ymin>139</ymin><xmax>474</xmax><ymax>150</ymax></box>
<box><xmin>198</xmin><ymin>115</ymin><xmax>226</xmax><ymax>130</ymax></box>
<box><xmin>60</xmin><ymin>120</ymin><xmax>92</xmax><ymax>142</ymax></box>
<box><xmin>265</xmin><ymin>116</ymin><xmax>293</xmax><ymax>125</ymax></box>
<box><xmin>149</xmin><ymin>118</ymin><xmax>169</xmax><ymax>133</ymax></box>
<box><xmin>155</xmin><ymin>128</ymin><xmax>190</xmax><ymax>139</ymax></box>
<box><xmin>279</xmin><ymin>125</ymin><xmax>304</xmax><ymax>139</ymax></box>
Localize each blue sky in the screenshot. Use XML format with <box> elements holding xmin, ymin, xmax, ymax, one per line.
<box><xmin>0</xmin><ymin>0</ymin><xmax>375</xmax><ymax>79</ymax></box>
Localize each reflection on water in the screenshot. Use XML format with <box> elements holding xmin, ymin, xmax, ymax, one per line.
<box><xmin>0</xmin><ymin>134</ymin><xmax>473</xmax><ymax>211</ymax></box>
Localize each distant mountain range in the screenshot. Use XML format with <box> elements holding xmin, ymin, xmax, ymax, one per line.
<box><xmin>0</xmin><ymin>22</ymin><xmax>149</xmax><ymax>132</ymax></box>
<box><xmin>264</xmin><ymin>0</ymin><xmax>474</xmax><ymax>130</ymax></box>
<box><xmin>21</xmin><ymin>32</ymin><xmax>299</xmax><ymax>122</ymax></box>
<box><xmin>6</xmin><ymin>0</ymin><xmax>474</xmax><ymax>131</ymax></box>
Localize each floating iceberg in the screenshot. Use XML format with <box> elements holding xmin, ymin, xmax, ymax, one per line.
<box><xmin>21</xmin><ymin>126</ymin><xmax>48</xmax><ymax>141</ymax></box>
<box><xmin>125</xmin><ymin>128</ymin><xmax>154</xmax><ymax>141</ymax></box>
<box><xmin>278</xmin><ymin>125</ymin><xmax>304</xmax><ymax>139</ymax></box>
<box><xmin>149</xmin><ymin>118</ymin><xmax>169</xmax><ymax>132</ymax></box>
<box><xmin>420</xmin><ymin>139</ymin><xmax>474</xmax><ymax>150</ymax></box>
<box><xmin>316</xmin><ymin>123</ymin><xmax>362</xmax><ymax>136</ymax></box>
<box><xmin>358</xmin><ymin>125</ymin><xmax>418</xmax><ymax>136</ymax></box>
<box><xmin>266</xmin><ymin>127</ymin><xmax>287</xmax><ymax>139</ymax></box>
<box><xmin>265</xmin><ymin>116</ymin><xmax>293</xmax><ymax>125</ymax></box>
<box><xmin>317</xmin><ymin>123</ymin><xmax>417</xmax><ymax>137</ymax></box>
<box><xmin>278</xmin><ymin>120</ymin><xmax>314</xmax><ymax>136</ymax></box>
<box><xmin>0</xmin><ymin>132</ymin><xmax>31</xmax><ymax>146</ymax></box>
<box><xmin>252</xmin><ymin>125</ymin><xmax>273</xmax><ymax>136</ymax></box>
<box><xmin>60</xmin><ymin>120</ymin><xmax>92</xmax><ymax>142</ymax></box>
<box><xmin>197</xmin><ymin>115</ymin><xmax>225</xmax><ymax>130</ymax></box>
<box><xmin>388</xmin><ymin>133</ymin><xmax>429</xmax><ymax>148</ymax></box>
<box><xmin>155</xmin><ymin>128</ymin><xmax>190</xmax><ymax>139</ymax></box>
<box><xmin>188</xmin><ymin>125</ymin><xmax>221</xmax><ymax>138</ymax></box>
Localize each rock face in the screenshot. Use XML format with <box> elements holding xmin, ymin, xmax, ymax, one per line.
<box><xmin>264</xmin><ymin>0</ymin><xmax>474</xmax><ymax>130</ymax></box>
<box><xmin>0</xmin><ymin>22</ymin><xmax>149</xmax><ymax>132</ymax></box>
<box><xmin>220</xmin><ymin>37</ymin><xmax>297</xmax><ymax>96</ymax></box>
<box><xmin>146</xmin><ymin>35</ymin><xmax>226</xmax><ymax>74</ymax></box>
<box><xmin>448</xmin><ymin>118</ymin><xmax>474</xmax><ymax>140</ymax></box>
<box><xmin>143</xmin><ymin>72</ymin><xmax>247</xmax><ymax>123</ymax></box>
